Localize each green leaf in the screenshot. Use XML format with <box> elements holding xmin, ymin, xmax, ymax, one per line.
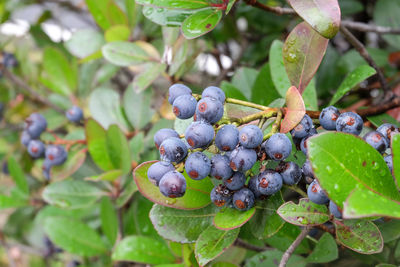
<box><xmin>367</xmin><ymin>114</ymin><xmax>400</xmax><ymax>128</ymax></box>
<box><xmin>102</xmin><ymin>41</ymin><xmax>157</xmax><ymax>66</ymax></box>
<box><xmin>86</xmin><ymin>0</ymin><xmax>112</xmax><ymax>30</ymax></box>
<box><xmin>116</xmin><ymin>176</ymin><xmax>138</xmax><ymax>208</ymax></box>
<box><xmin>107</xmin><ymin>1</ymin><xmax>129</xmax><ymax>26</ymax></box>
<box><xmin>329</xmin><ymin>65</ymin><xmax>376</xmax><ymax>105</ymax></box>
<box><xmin>106</xmin><ymin>125</ymin><xmax>132</xmax><ymax>174</ymax></box>
<box><xmin>283</xmin><ymin>22</ymin><xmax>328</xmax><ymax>94</ymax></box>
<box><xmin>105</xmin><ymin>24</ymin><xmax>131</xmax><ymax>42</ymax></box>
<box><xmin>334</xmin><ymin>219</ymin><xmax>383</xmax><ymax>254</ymax></box>
<box><xmin>131</xmin><ymin>62</ymin><xmax>167</xmax><ymax>92</ymax></box>
<box><xmin>245</xmin><ymin>249</ymin><xmax>306</xmax><ymax>267</ymax></box>
<box><xmin>65</xmin><ymin>29</ymin><xmax>105</xmax><ymax>58</ymax></box>
<box><xmin>126</xmin><ymin>194</ymin><xmax>159</xmax><ymax>238</ymax></box>
<box><xmin>303</xmin><ymin>79</ymin><xmax>318</xmax><ymax>111</ymax></box>
<box><xmin>0</xmin><ymin>193</ymin><xmax>28</xmax><ymax>209</ymax></box>
<box><xmin>308</xmin><ymin>132</ymin><xmax>400</xmax><ymax>209</ymax></box>
<box><xmin>51</xmin><ymin>148</ymin><xmax>87</xmax><ymax>180</ymax></box>
<box><xmin>374</xmin><ymin>0</ymin><xmax>400</xmax><ymax>49</ymax></box>
<box><xmin>250</xmin><ymin>192</ymin><xmax>285</xmax><ymax>239</ymax></box>
<box><xmin>269</xmin><ymin>40</ymin><xmax>291</xmax><ymax>97</ymax></box>
<box><xmin>377</xmin><ymin>219</ymin><xmax>400</xmax><ymax>243</ymax></box>
<box><xmin>42</xmin><ymin>179</ymin><xmax>105</xmax><ymax>209</ymax></box>
<box><xmin>288</xmin><ymin>0</ymin><xmax>341</xmax><ymax>39</ymax></box>
<box><xmin>44</xmin><ymin>217</ymin><xmax>108</xmax><ymax>256</ymax></box>
<box><xmin>220</xmin><ymin>81</ymin><xmax>248</xmax><ymax>101</ymax></box>
<box><xmin>86</xmin><ymin>119</ymin><xmax>114</xmax><ymax>171</ymax></box>
<box><xmin>142</xmin><ymin>6</ymin><xmax>194</xmax><ymax>27</ymax></box>
<box><xmin>7</xmin><ymin>157</ymin><xmax>28</xmax><ymax>195</ymax></box>
<box><xmin>123</xmin><ymin>86</ymin><xmax>155</xmax><ymax>130</ymax></box>
<box><xmin>306</xmin><ymin>233</ymin><xmax>338</xmax><ymax>263</ymax></box>
<box><xmin>213</xmin><ymin>207</ymin><xmax>255</xmax><ymax>230</ymax></box>
<box><xmin>391</xmin><ymin>134</ymin><xmax>400</xmax><ymax>188</ymax></box>
<box><xmin>195</xmin><ymin>226</ymin><xmax>239</xmax><ymax>266</ymax></box>
<box><xmin>149</xmin><ymin>204</ymin><xmax>218</xmax><ymax>243</ymax></box>
<box><xmin>181</xmin><ymin>9</ymin><xmax>222</xmax><ymax>39</ymax></box>
<box><xmin>130</xmin><ymin>132</ymin><xmax>145</xmax><ymax>162</ymax></box>
<box><xmin>89</xmin><ymin>88</ymin><xmax>129</xmax><ymax>131</ymax></box>
<box><xmin>231</xmin><ymin>67</ymin><xmax>259</xmax><ymax>101</ymax></box>
<box><xmin>87</xmin><ymin>169</ymin><xmax>123</xmax><ymax>181</ymax></box>
<box><xmin>100</xmin><ymin>197</ymin><xmax>118</xmax><ymax>245</ymax></box>
<box><xmin>136</xmin><ymin>0</ymin><xmax>210</xmax><ymax>9</ymax></box>
<box><xmin>277</xmin><ymin>198</ymin><xmax>330</xmax><ymax>226</ymax></box>
<box><xmin>264</xmin><ymin>223</ymin><xmax>310</xmax><ymax>254</ymax></box>
<box><xmin>251</xmin><ymin>63</ymin><xmax>281</xmax><ymax>107</ymax></box>
<box><xmin>174</xmin><ymin>117</ymin><xmax>193</xmax><ymax>135</ymax></box>
<box><xmin>134</xmin><ymin>161</ymin><xmax>214</xmax><ymax>210</ymax></box>
<box><xmin>113</xmin><ymin>235</ymin><xmax>175</xmax><ymax>264</ymax></box>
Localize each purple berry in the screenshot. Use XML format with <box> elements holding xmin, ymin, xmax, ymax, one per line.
<box><xmin>45</xmin><ymin>145</ymin><xmax>67</xmax><ymax>166</ymax></box>
<box><xmin>229</xmin><ymin>146</ymin><xmax>257</xmax><ymax>172</ymax></box>
<box><xmin>168</xmin><ymin>84</ymin><xmax>192</xmax><ymax>105</ymax></box>
<box><xmin>263</xmin><ymin>133</ymin><xmax>292</xmax><ymax>161</ymax></box>
<box><xmin>363</xmin><ymin>131</ymin><xmax>388</xmax><ymax>154</ymax></box>
<box><xmin>307</xmin><ymin>180</ymin><xmax>329</xmax><ymax>204</ymax></box>
<box><xmin>159</xmin><ymin>171</ymin><xmax>186</xmax><ymax>198</ymax></box>
<box><xmin>276</xmin><ymin>161</ymin><xmax>302</xmax><ymax>185</ymax></box>
<box><xmin>224</xmin><ymin>172</ymin><xmax>246</xmax><ymax>191</ymax></box>
<box><xmin>215</xmin><ymin>124</ymin><xmax>239</xmax><ymax>151</ymax></box>
<box><xmin>25</xmin><ymin>113</ymin><xmax>47</xmax><ymax>138</ymax></box>
<box><xmin>336</xmin><ymin>112</ymin><xmax>363</xmax><ymax>135</ymax></box>
<box><xmin>147</xmin><ymin>161</ymin><xmax>175</xmax><ymax>186</ymax></box>
<box><xmin>185</xmin><ymin>121</ymin><xmax>214</xmax><ymax>149</ymax></box>
<box><xmin>291</xmin><ymin>114</ymin><xmax>313</xmax><ymax>139</ymax></box>
<box><xmin>329</xmin><ymin>200</ymin><xmax>342</xmax><ymax>219</ymax></box>
<box><xmin>210</xmin><ymin>154</ymin><xmax>233</xmax><ymax>180</ymax></box>
<box><xmin>233</xmin><ymin>188</ymin><xmax>255</xmax><ymax>211</ymax></box>
<box><xmin>377</xmin><ymin>123</ymin><xmax>399</xmax><ymax>145</ymax></box>
<box><xmin>239</xmin><ymin>125</ymin><xmax>263</xmax><ymax>149</ymax></box>
<box><xmin>159</xmin><ymin>137</ymin><xmax>188</xmax><ymax>163</ymax></box>
<box><xmin>202</xmin><ymin>86</ymin><xmax>226</xmax><ymax>103</ymax></box>
<box><xmin>210</xmin><ymin>184</ymin><xmax>232</xmax><ymax>207</ymax></box>
<box><xmin>319</xmin><ymin>106</ymin><xmax>340</xmax><ymax>130</ymax></box>
<box><xmin>27</xmin><ymin>140</ymin><xmax>45</xmax><ymax>158</ymax></box>
<box><xmin>302</xmin><ymin>159</ymin><xmax>314</xmax><ymax>183</ymax></box>
<box><xmin>154</xmin><ymin>128</ymin><xmax>180</xmax><ymax>149</ymax></box>
<box><xmin>21</xmin><ymin>131</ymin><xmax>32</xmax><ymax>147</ymax></box>
<box><xmin>256</xmin><ymin>169</ymin><xmax>283</xmax><ymax>195</ymax></box>
<box><xmin>384</xmin><ymin>155</ymin><xmax>393</xmax><ymax>173</ymax></box>
<box><xmin>185</xmin><ymin>152</ymin><xmax>211</xmax><ymax>180</ymax></box>
<box><xmin>195</xmin><ymin>97</ymin><xmax>223</xmax><ymax>124</ymax></box>
<box><xmin>172</xmin><ymin>95</ymin><xmax>197</xmax><ymax>119</ymax></box>
<box><xmin>66</xmin><ymin>106</ymin><xmax>83</xmax><ymax>123</ymax></box>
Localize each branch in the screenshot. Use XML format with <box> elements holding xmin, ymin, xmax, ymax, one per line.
<box><xmin>279</xmin><ymin>227</ymin><xmax>310</xmax><ymax>267</ymax></box>
<box><xmin>243</xmin><ymin>0</ymin><xmax>295</xmax><ymax>15</ymax></box>
<box><xmin>234</xmin><ymin>238</ymin><xmax>272</xmax><ymax>252</ymax></box>
<box><xmin>339</xmin><ymin>25</ymin><xmax>391</xmax><ymax>97</ymax></box>
<box><xmin>356</xmin><ymin>96</ymin><xmax>400</xmax><ymax>117</ymax></box>
<box><xmin>341</xmin><ymin>20</ymin><xmax>400</xmax><ymax>35</ymax></box>
<box><xmin>2</xmin><ymin>68</ymin><xmax>65</xmax><ymax>113</ymax></box>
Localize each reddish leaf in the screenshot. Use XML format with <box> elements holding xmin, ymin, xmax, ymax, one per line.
<box><xmin>288</xmin><ymin>0</ymin><xmax>341</xmax><ymax>39</ymax></box>
<box><xmin>280</xmin><ymin>86</ymin><xmax>305</xmax><ymax>133</ymax></box>
<box><xmin>283</xmin><ymin>22</ymin><xmax>328</xmax><ymax>94</ymax></box>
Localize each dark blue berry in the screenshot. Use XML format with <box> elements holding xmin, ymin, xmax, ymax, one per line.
<box><xmin>168</xmin><ymin>84</ymin><xmax>192</xmax><ymax>105</ymax></box>
<box><xmin>2</xmin><ymin>161</ymin><xmax>9</xmax><ymax>175</ymax></box>
<box><xmin>276</xmin><ymin>161</ymin><xmax>302</xmax><ymax>185</ymax></box>
<box><xmin>185</xmin><ymin>152</ymin><xmax>211</xmax><ymax>180</ymax></box>
<box><xmin>27</xmin><ymin>140</ymin><xmax>45</xmax><ymax>158</ymax></box>
<box><xmin>239</xmin><ymin>125</ymin><xmax>263</xmax><ymax>149</ymax></box>
<box><xmin>172</xmin><ymin>94</ymin><xmax>197</xmax><ymax>119</ymax></box>
<box><xmin>66</xmin><ymin>106</ymin><xmax>83</xmax><ymax>123</ymax></box>
<box><xmin>159</xmin><ymin>171</ymin><xmax>186</xmax><ymax>198</ymax></box>
<box><xmin>21</xmin><ymin>131</ymin><xmax>32</xmax><ymax>147</ymax></box>
<box><xmin>25</xmin><ymin>113</ymin><xmax>47</xmax><ymax>138</ymax></box>
<box><xmin>202</xmin><ymin>86</ymin><xmax>226</xmax><ymax>104</ymax></box>
<box><xmin>159</xmin><ymin>137</ymin><xmax>188</xmax><ymax>163</ymax></box>
<box><xmin>154</xmin><ymin>128</ymin><xmax>180</xmax><ymax>149</ymax></box>
<box><xmin>263</xmin><ymin>133</ymin><xmax>292</xmax><ymax>161</ymax></box>
<box><xmin>233</xmin><ymin>188</ymin><xmax>255</xmax><ymax>211</ymax></box>
<box><xmin>224</xmin><ymin>172</ymin><xmax>246</xmax><ymax>191</ymax></box>
<box><xmin>329</xmin><ymin>200</ymin><xmax>342</xmax><ymax>219</ymax></box>
<box><xmin>307</xmin><ymin>180</ymin><xmax>329</xmax><ymax>204</ymax></box>
<box><xmin>45</xmin><ymin>145</ymin><xmax>68</xmax><ymax>166</ymax></box>
<box><xmin>147</xmin><ymin>161</ymin><xmax>175</xmax><ymax>186</ymax></box>
<box><xmin>3</xmin><ymin>52</ymin><xmax>18</xmax><ymax>68</ymax></box>
<box><xmin>319</xmin><ymin>106</ymin><xmax>340</xmax><ymax>130</ymax></box>
<box><xmin>229</xmin><ymin>146</ymin><xmax>257</xmax><ymax>172</ymax></box>
<box><xmin>210</xmin><ymin>154</ymin><xmax>233</xmax><ymax>180</ymax></box>
<box><xmin>363</xmin><ymin>131</ymin><xmax>388</xmax><ymax>154</ymax></box>
<box><xmin>185</xmin><ymin>121</ymin><xmax>214</xmax><ymax>149</ymax></box>
<box><xmin>384</xmin><ymin>155</ymin><xmax>393</xmax><ymax>173</ymax></box>
<box><xmin>195</xmin><ymin>97</ymin><xmax>223</xmax><ymax>124</ymax></box>
<box><xmin>300</xmin><ymin>129</ymin><xmax>317</xmax><ymax>155</ymax></box>
<box><xmin>248</xmin><ymin>177</ymin><xmax>263</xmax><ymax>199</ymax></box>
<box><xmin>215</xmin><ymin>124</ymin><xmax>239</xmax><ymax>151</ymax></box>
<box><xmin>256</xmin><ymin>169</ymin><xmax>283</xmax><ymax>195</ymax></box>
<box><xmin>377</xmin><ymin>123</ymin><xmax>399</xmax><ymax>144</ymax></box>
<box><xmin>336</xmin><ymin>112</ymin><xmax>363</xmax><ymax>135</ymax></box>
<box><xmin>42</xmin><ymin>159</ymin><xmax>52</xmax><ymax>180</ymax></box>
<box><xmin>291</xmin><ymin>114</ymin><xmax>313</xmax><ymax>139</ymax></box>
<box><xmin>302</xmin><ymin>159</ymin><xmax>314</xmax><ymax>183</ymax></box>
<box><xmin>210</xmin><ymin>184</ymin><xmax>232</xmax><ymax>207</ymax></box>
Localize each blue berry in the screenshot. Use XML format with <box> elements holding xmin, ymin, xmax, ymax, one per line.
<box><xmin>377</xmin><ymin>123</ymin><xmax>399</xmax><ymax>144</ymax></box>
<box><xmin>300</xmin><ymin>130</ymin><xmax>317</xmax><ymax>155</ymax></box>
<box><xmin>233</xmin><ymin>188</ymin><xmax>255</xmax><ymax>211</ymax></box>
<box><xmin>263</xmin><ymin>133</ymin><xmax>292</xmax><ymax>161</ymax></box>
<box><xmin>276</xmin><ymin>161</ymin><xmax>302</xmax><ymax>185</ymax></box>
<box><xmin>168</xmin><ymin>84</ymin><xmax>192</xmax><ymax>105</ymax></box>
<box><xmin>3</xmin><ymin>52</ymin><xmax>18</xmax><ymax>68</ymax></box>
<box><xmin>25</xmin><ymin>113</ymin><xmax>47</xmax><ymax>138</ymax></box>
<box><xmin>185</xmin><ymin>121</ymin><xmax>214</xmax><ymax>149</ymax></box>
<box><xmin>224</xmin><ymin>172</ymin><xmax>246</xmax><ymax>191</ymax></box>
<box><xmin>185</xmin><ymin>152</ymin><xmax>211</xmax><ymax>180</ymax></box>
<box><xmin>210</xmin><ymin>154</ymin><xmax>233</xmax><ymax>180</ymax></box>
<box><xmin>172</xmin><ymin>95</ymin><xmax>197</xmax><ymax>119</ymax></box>
<box><xmin>307</xmin><ymin>180</ymin><xmax>329</xmax><ymax>204</ymax></box>
<box><xmin>256</xmin><ymin>169</ymin><xmax>283</xmax><ymax>195</ymax></box>
<box><xmin>229</xmin><ymin>146</ymin><xmax>257</xmax><ymax>172</ymax></box>
<box><xmin>239</xmin><ymin>125</ymin><xmax>263</xmax><ymax>149</ymax></box>
<box><xmin>147</xmin><ymin>161</ymin><xmax>175</xmax><ymax>186</ymax></box>
<box><xmin>195</xmin><ymin>97</ymin><xmax>224</xmax><ymax>124</ymax></box>
<box><xmin>154</xmin><ymin>128</ymin><xmax>180</xmax><ymax>149</ymax></box>
<box><xmin>215</xmin><ymin>124</ymin><xmax>239</xmax><ymax>151</ymax></box>
<box><xmin>329</xmin><ymin>200</ymin><xmax>342</xmax><ymax>219</ymax></box>
<box><xmin>363</xmin><ymin>131</ymin><xmax>388</xmax><ymax>154</ymax></box>
<box><xmin>248</xmin><ymin>177</ymin><xmax>263</xmax><ymax>199</ymax></box>
<box><xmin>27</xmin><ymin>140</ymin><xmax>45</xmax><ymax>159</ymax></box>
<box><xmin>384</xmin><ymin>155</ymin><xmax>393</xmax><ymax>173</ymax></box>
<box><xmin>21</xmin><ymin>131</ymin><xmax>32</xmax><ymax>147</ymax></box>
<box><xmin>302</xmin><ymin>159</ymin><xmax>314</xmax><ymax>183</ymax></box>
<box><xmin>66</xmin><ymin>106</ymin><xmax>83</xmax><ymax>123</ymax></box>
<box><xmin>159</xmin><ymin>137</ymin><xmax>188</xmax><ymax>163</ymax></box>
<box><xmin>291</xmin><ymin>114</ymin><xmax>313</xmax><ymax>139</ymax></box>
<box><xmin>336</xmin><ymin>112</ymin><xmax>363</xmax><ymax>135</ymax></box>
<box><xmin>210</xmin><ymin>184</ymin><xmax>232</xmax><ymax>207</ymax></box>
<box><xmin>159</xmin><ymin>171</ymin><xmax>186</xmax><ymax>198</ymax></box>
<box><xmin>202</xmin><ymin>86</ymin><xmax>225</xmax><ymax>104</ymax></box>
<box><xmin>319</xmin><ymin>106</ymin><xmax>340</xmax><ymax>130</ymax></box>
<box><xmin>45</xmin><ymin>145</ymin><xmax>68</xmax><ymax>166</ymax></box>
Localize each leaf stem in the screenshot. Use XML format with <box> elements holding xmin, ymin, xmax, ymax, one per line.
<box><xmin>263</xmin><ymin>110</ymin><xmax>283</xmax><ymax>141</ymax></box>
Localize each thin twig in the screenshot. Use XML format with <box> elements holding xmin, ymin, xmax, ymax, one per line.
<box><xmin>356</xmin><ymin>96</ymin><xmax>400</xmax><ymax>117</ymax></box>
<box><xmin>279</xmin><ymin>227</ymin><xmax>310</xmax><ymax>267</ymax></box>
<box><xmin>342</xmin><ymin>20</ymin><xmax>400</xmax><ymax>35</ymax></box>
<box><xmin>234</xmin><ymin>238</ymin><xmax>272</xmax><ymax>252</ymax></box>
<box><xmin>243</xmin><ymin>0</ymin><xmax>295</xmax><ymax>15</ymax></box>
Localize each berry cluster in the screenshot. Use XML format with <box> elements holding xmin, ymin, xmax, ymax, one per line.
<box><xmin>20</xmin><ymin>106</ymin><xmax>84</xmax><ymax>180</ymax></box>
